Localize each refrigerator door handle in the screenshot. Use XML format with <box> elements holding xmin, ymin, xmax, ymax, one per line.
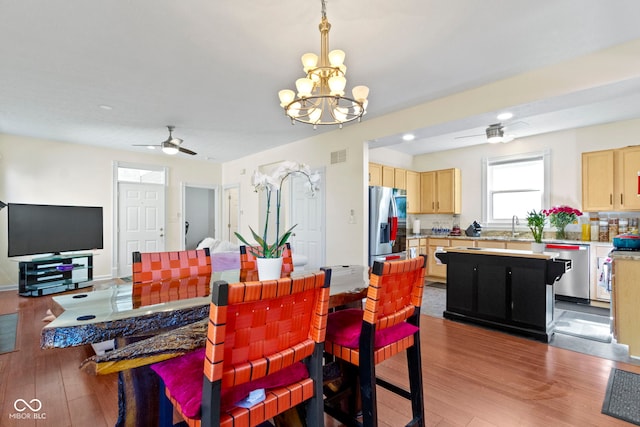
<box><xmin>389</xmin><ymin>195</ymin><xmax>398</xmax><ymax>243</ymax></box>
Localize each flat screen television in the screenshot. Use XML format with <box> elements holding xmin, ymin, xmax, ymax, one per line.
<box><xmin>8</xmin><ymin>203</ymin><xmax>104</xmax><ymax>257</ymax></box>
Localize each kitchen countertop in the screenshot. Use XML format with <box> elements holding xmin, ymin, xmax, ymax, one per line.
<box><xmin>609</xmin><ymin>250</ymin><xmax>640</xmax><ymax>260</ymax></box>
<box><xmin>407</xmin><ymin>234</ymin><xmax>613</xmax><ymax>246</ymax></box>
<box><xmin>443</xmin><ymin>246</ymin><xmax>560</xmax><ymax>260</ymax></box>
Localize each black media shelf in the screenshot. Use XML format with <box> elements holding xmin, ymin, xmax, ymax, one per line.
<box><xmin>18</xmin><ymin>254</ymin><xmax>94</xmax><ymax>297</ymax></box>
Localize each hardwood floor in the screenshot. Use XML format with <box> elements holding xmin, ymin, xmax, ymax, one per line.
<box><xmin>1</xmin><ymin>289</ymin><xmax>638</xmax><ymax>427</ymax></box>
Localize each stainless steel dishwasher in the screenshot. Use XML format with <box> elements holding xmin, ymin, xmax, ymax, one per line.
<box><xmin>545</xmin><ymin>243</ymin><xmax>590</xmax><ymax>303</ymax></box>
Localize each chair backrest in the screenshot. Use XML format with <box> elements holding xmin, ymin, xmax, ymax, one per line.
<box><xmin>132</xmin><ymin>248</ymin><xmax>212</xmax><ymax>284</ymax></box>
<box><xmin>365</xmin><ymin>255</ymin><xmax>426</xmax><ymax>330</ymax></box>
<box><xmin>201</xmin><ymin>270</ymin><xmax>331</xmax><ymax>423</ymax></box>
<box><xmin>239</xmin><ymin>242</ymin><xmax>294</xmax><ymax>273</ymax></box>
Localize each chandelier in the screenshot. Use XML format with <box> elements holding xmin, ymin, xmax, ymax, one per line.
<box><xmin>278</xmin><ymin>0</ymin><xmax>369</xmax><ymax>128</ymax></box>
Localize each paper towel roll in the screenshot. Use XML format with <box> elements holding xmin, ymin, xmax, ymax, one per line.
<box><xmin>412</xmin><ymin>219</ymin><xmax>420</xmax><ymax>235</ymax></box>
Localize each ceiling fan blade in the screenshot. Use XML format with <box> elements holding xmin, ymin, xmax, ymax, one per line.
<box><xmin>178</xmin><ymin>146</ymin><xmax>197</xmax><ymax>155</ymax></box>
<box><xmin>133</xmin><ymin>144</ymin><xmax>160</xmax><ymax>148</ymax></box>
<box><xmin>454</xmin><ymin>133</ymin><xmax>484</xmax><ymax>140</ymax></box>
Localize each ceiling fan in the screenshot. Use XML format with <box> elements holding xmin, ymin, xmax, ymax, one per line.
<box><xmin>134</xmin><ymin>126</ymin><xmax>197</xmax><ymax>155</ymax></box>
<box><xmin>455</xmin><ymin>121</ymin><xmax>528</xmax><ymax>144</ymax></box>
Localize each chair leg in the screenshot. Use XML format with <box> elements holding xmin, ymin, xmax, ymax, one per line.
<box><xmin>406</xmin><ymin>336</ymin><xmax>425</xmax><ymax>427</ymax></box>
<box><xmin>305</xmin><ymin>345</ymin><xmax>325</xmax><ymax>427</ymax></box>
<box><xmin>359</xmin><ymin>323</ymin><xmax>377</xmax><ymax>427</ymax></box>
<box><xmin>157</xmin><ymin>379</ymin><xmax>176</xmax><ymax>427</ymax></box>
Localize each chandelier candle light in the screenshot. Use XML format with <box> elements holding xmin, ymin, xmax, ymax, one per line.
<box><xmin>278</xmin><ymin>0</ymin><xmax>369</xmax><ymax>128</ymax></box>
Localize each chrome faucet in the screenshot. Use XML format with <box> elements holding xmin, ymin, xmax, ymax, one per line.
<box><xmin>512</xmin><ymin>215</ymin><xmax>520</xmax><ymax>238</ymax></box>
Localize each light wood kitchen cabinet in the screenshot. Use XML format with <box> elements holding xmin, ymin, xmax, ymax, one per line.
<box><xmin>615</xmin><ymin>146</ymin><xmax>640</xmax><ymax>211</ymax></box>
<box><xmin>406</xmin><ymin>170</ymin><xmax>421</xmax><ymax>214</ymax></box>
<box><xmin>582</xmin><ymin>146</ymin><xmax>640</xmax><ymax>212</ymax></box>
<box><xmin>407</xmin><ymin>237</ymin><xmax>428</xmax><ymax>257</ymax></box>
<box><xmin>369</xmin><ymin>163</ymin><xmax>382</xmax><ymax>186</ymax></box>
<box><xmin>476</xmin><ymin>240</ymin><xmax>506</xmax><ymax>249</ymax></box>
<box><xmin>452</xmin><ymin>239</ymin><xmax>476</xmax><ymax>248</ymax></box>
<box><xmin>382</xmin><ymin>165</ymin><xmax>395</xmax><ymax>187</ymax></box>
<box><xmin>427</xmin><ymin>238</ymin><xmax>450</xmax><ymax>280</ymax></box>
<box><xmin>582</xmin><ymin>150</ymin><xmax>615</xmax><ymax>211</ymax></box>
<box><xmin>420</xmin><ymin>171</ymin><xmax>436</xmax><ymax>213</ymax></box>
<box><xmin>611</xmin><ymin>257</ymin><xmax>640</xmax><ymax>357</ymax></box>
<box><xmin>420</xmin><ymin>168</ymin><xmax>461</xmax><ymax>214</ymax></box>
<box><xmin>506</xmin><ymin>241</ymin><xmax>532</xmax><ymax>251</ymax></box>
<box><xmin>394</xmin><ymin>168</ymin><xmax>407</xmax><ymax>190</ymax></box>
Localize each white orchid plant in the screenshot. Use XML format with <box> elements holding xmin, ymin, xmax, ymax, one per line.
<box><xmin>235</xmin><ymin>161</ymin><xmax>320</xmax><ymax>258</ymax></box>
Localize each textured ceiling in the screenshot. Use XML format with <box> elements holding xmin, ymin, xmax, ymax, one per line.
<box><xmin>2</xmin><ymin>0</ymin><xmax>640</xmax><ymax>162</ymax></box>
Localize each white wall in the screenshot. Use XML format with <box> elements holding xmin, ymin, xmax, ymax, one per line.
<box><xmin>0</xmin><ymin>133</ymin><xmax>222</xmax><ymax>286</ymax></box>
<box><xmin>222</xmin><ymin>131</ymin><xmax>368</xmax><ymax>268</ymax></box>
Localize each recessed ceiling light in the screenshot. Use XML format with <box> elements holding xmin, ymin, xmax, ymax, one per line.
<box><xmin>99</xmin><ymin>104</ymin><xmax>113</xmax><ymax>110</ymax></box>
<box><xmin>402</xmin><ymin>133</ymin><xmax>415</xmax><ymax>141</ymax></box>
<box><xmin>497</xmin><ymin>112</ymin><xmax>513</xmax><ymax>121</ymax></box>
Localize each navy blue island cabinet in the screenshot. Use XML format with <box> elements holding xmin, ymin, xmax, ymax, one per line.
<box><xmin>436</xmin><ymin>247</ymin><xmax>570</xmax><ymax>342</ymax></box>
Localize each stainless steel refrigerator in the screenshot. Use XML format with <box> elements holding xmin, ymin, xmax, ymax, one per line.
<box><xmin>369</xmin><ymin>186</ymin><xmax>407</xmax><ymax>266</ymax></box>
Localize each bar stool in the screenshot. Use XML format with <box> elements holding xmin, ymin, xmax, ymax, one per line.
<box><xmin>323</xmin><ymin>255</ymin><xmax>426</xmax><ymax>427</ymax></box>
<box><xmin>151</xmin><ymin>269</ymin><xmax>332</xmax><ymax>427</ymax></box>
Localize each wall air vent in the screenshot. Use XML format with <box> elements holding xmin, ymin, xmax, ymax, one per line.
<box><xmin>330</xmin><ymin>149</ymin><xmax>347</xmax><ymax>164</ymax></box>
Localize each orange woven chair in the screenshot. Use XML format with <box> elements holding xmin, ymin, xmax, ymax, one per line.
<box><xmin>132</xmin><ymin>248</ymin><xmax>212</xmax><ymax>284</ymax></box>
<box><xmin>239</xmin><ymin>243</ymin><xmax>294</xmax><ymax>274</ymax></box>
<box><xmin>151</xmin><ymin>269</ymin><xmax>332</xmax><ymax>427</ymax></box>
<box><xmin>323</xmin><ymin>256</ymin><xmax>426</xmax><ymax>427</ymax></box>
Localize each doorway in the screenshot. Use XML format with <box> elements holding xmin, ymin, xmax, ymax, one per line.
<box><xmin>115</xmin><ymin>164</ymin><xmax>167</xmax><ymax>278</ymax></box>
<box><xmin>222</xmin><ymin>185</ymin><xmax>240</xmax><ymax>243</ymax></box>
<box><xmin>183</xmin><ymin>185</ymin><xmax>217</xmax><ymax>249</ymax></box>
<box><xmin>289</xmin><ymin>168</ymin><xmax>326</xmax><ymax>270</ymax></box>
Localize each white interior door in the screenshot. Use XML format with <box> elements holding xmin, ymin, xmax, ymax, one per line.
<box><xmin>117</xmin><ymin>182</ymin><xmax>165</xmax><ymax>277</ymax></box>
<box><xmin>289</xmin><ymin>169</ymin><xmax>325</xmax><ymax>270</ymax></box>
<box><xmin>223</xmin><ymin>185</ymin><xmax>240</xmax><ymax>243</ymax></box>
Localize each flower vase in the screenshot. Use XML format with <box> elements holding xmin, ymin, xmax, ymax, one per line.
<box><xmin>556</xmin><ymin>227</ymin><xmax>567</xmax><ymax>240</ymax></box>
<box><xmin>256</xmin><ymin>257</ymin><xmax>283</xmax><ymax>281</ymax></box>
<box><xmin>531</xmin><ymin>242</ymin><xmax>545</xmax><ymax>253</ymax></box>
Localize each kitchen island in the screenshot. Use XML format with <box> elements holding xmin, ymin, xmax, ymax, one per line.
<box><xmin>436</xmin><ymin>247</ymin><xmax>569</xmax><ymax>342</ymax></box>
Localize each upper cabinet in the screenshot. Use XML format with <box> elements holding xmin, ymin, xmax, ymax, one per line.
<box><xmin>394</xmin><ymin>168</ymin><xmax>407</xmax><ymax>190</ymax></box>
<box><xmin>582</xmin><ymin>150</ymin><xmax>614</xmax><ymax>211</ymax></box>
<box><xmin>369</xmin><ymin>163</ymin><xmax>382</xmax><ymax>186</ymax></box>
<box><xmin>368</xmin><ymin>163</ymin><xmax>460</xmax><ymax>214</ymax></box>
<box><xmin>406</xmin><ymin>170</ymin><xmax>421</xmax><ymax>214</ymax></box>
<box><xmin>582</xmin><ymin>147</ymin><xmax>640</xmax><ymax>212</ymax></box>
<box><xmin>382</xmin><ymin>165</ymin><xmax>395</xmax><ymax>187</ymax></box>
<box><xmin>368</xmin><ymin>163</ymin><xmax>407</xmax><ymax>190</ymax></box>
<box><xmin>420</xmin><ymin>168</ymin><xmax>461</xmax><ymax>214</ymax></box>
<box><xmin>616</xmin><ymin>146</ymin><xmax>640</xmax><ymax>211</ymax></box>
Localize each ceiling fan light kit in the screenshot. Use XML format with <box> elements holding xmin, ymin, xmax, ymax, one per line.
<box><xmin>133</xmin><ymin>126</ymin><xmax>197</xmax><ymax>156</ymax></box>
<box><xmin>278</xmin><ymin>0</ymin><xmax>369</xmax><ymax>129</ymax></box>
<box><xmin>486</xmin><ymin>124</ymin><xmax>504</xmax><ymax>143</ymax></box>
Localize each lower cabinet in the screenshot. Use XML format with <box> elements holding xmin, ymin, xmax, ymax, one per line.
<box><xmin>427</xmin><ymin>238</ymin><xmax>449</xmax><ymax>280</ymax></box>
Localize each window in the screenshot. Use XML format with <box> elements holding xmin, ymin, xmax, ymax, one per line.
<box><xmin>117</xmin><ymin>166</ymin><xmax>165</xmax><ymax>184</ymax></box>
<box><xmin>482</xmin><ymin>150</ymin><xmax>550</xmax><ymax>226</ymax></box>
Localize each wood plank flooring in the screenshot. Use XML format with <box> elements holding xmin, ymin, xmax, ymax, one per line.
<box><xmin>1</xmin><ymin>289</ymin><xmax>639</xmax><ymax>426</ymax></box>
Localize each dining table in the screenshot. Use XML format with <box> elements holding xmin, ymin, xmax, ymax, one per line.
<box><xmin>41</xmin><ymin>266</ymin><xmax>368</xmax><ymax>426</ymax></box>
<box><xmin>42</xmin><ymin>267</ymin><xmax>367</xmax><ymax>349</ymax></box>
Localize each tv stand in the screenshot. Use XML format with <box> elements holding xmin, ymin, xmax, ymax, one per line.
<box><xmin>18</xmin><ymin>254</ymin><xmax>94</xmax><ymax>297</ymax></box>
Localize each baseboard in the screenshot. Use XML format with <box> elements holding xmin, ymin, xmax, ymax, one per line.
<box><xmin>0</xmin><ymin>284</ymin><xmax>18</xmax><ymax>292</ymax></box>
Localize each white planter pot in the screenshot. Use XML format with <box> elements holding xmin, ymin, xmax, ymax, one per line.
<box><xmin>531</xmin><ymin>242</ymin><xmax>545</xmax><ymax>253</ymax></box>
<box><xmin>256</xmin><ymin>257</ymin><xmax>283</xmax><ymax>281</ymax></box>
